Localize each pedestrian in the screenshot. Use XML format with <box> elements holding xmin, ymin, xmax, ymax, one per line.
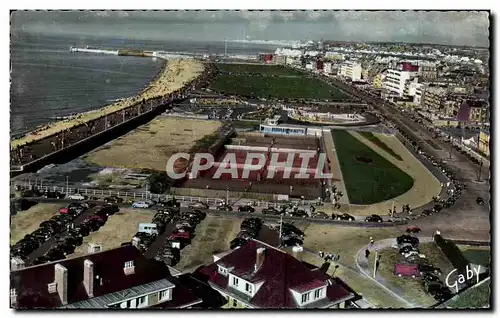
<box><xmin>319</xmin><ymin>250</ymin><xmax>324</xmax><ymax>259</ymax></box>
<box><xmin>370</xmin><ymin>237</ymin><xmax>374</xmax><ymax>246</ymax></box>
<box><xmin>365</xmin><ymin>249</ymin><xmax>370</xmax><ymax>258</ymax></box>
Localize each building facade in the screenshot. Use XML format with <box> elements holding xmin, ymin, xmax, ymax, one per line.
<box><xmin>10</xmin><ymin>246</ymin><xmax>207</xmax><ymax>309</ymax></box>
<box><xmin>383</xmin><ymin>69</ymin><xmax>413</xmax><ymax>97</ymax></box>
<box><xmin>338</xmin><ymin>62</ymin><xmax>362</xmax><ymax>81</ymax></box>
<box><xmin>478</xmin><ymin>129</ymin><xmax>490</xmax><ymax>156</ymax></box>
<box><xmin>423</xmin><ymin>86</ymin><xmax>448</xmax><ymax>111</ymax></box>
<box><xmin>197</xmin><ymin>240</ymin><xmax>358</xmax><ymax>309</ymax></box>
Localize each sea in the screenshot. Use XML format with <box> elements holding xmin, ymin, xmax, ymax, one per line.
<box><xmin>10</xmin><ymin>32</ymin><xmax>277</xmax><ymax>136</ymax></box>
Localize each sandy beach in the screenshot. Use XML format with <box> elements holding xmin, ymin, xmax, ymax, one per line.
<box><xmin>11</xmin><ymin>58</ymin><xmax>205</xmax><ymax>150</ymax></box>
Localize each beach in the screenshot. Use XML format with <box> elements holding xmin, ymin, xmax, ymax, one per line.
<box><xmin>11</xmin><ymin>58</ymin><xmax>205</xmax><ymax>150</ymax></box>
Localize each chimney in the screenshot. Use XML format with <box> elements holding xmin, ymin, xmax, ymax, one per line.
<box><xmin>123</xmin><ymin>261</ymin><xmax>135</xmax><ymax>276</ymax></box>
<box><xmin>54</xmin><ymin>264</ymin><xmax>68</xmax><ymax>305</ymax></box>
<box><xmin>11</xmin><ymin>257</ymin><xmax>25</xmax><ymax>271</ymax></box>
<box><xmin>254</xmin><ymin>247</ymin><xmax>266</xmax><ymax>272</ymax></box>
<box><xmin>88</xmin><ymin>243</ymin><xmax>102</xmax><ymax>254</ymax></box>
<box><xmin>292</xmin><ymin>245</ymin><xmax>304</xmax><ymax>261</ymax></box>
<box><xmin>83</xmin><ymin>259</ymin><xmax>94</xmax><ymax>297</ymax></box>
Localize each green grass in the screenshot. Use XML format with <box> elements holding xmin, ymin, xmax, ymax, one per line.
<box><xmin>461</xmin><ymin>248</ymin><xmax>491</xmax><ymax>267</ymax></box>
<box><xmin>216</xmin><ymin>63</ymin><xmax>305</xmax><ymax>76</ymax></box>
<box><xmin>331</xmin><ymin>130</ymin><xmax>414</xmax><ymax>204</ymax></box>
<box><xmin>358</xmin><ymin>131</ymin><xmax>403</xmax><ymax>161</ymax></box>
<box><xmin>440</xmin><ymin>279</ymin><xmax>491</xmax><ymax>309</ymax></box>
<box><xmin>210</xmin><ymin>74</ymin><xmax>348</xmax><ymax>100</ymax></box>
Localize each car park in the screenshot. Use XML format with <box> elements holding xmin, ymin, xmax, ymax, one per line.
<box><xmin>365</xmin><ymin>214</ymin><xmax>383</xmax><ymax>223</ymax></box>
<box><xmin>399</xmin><ymin>244</ymin><xmax>419</xmax><ymax>255</ymax></box>
<box><xmin>418</xmin><ymin>264</ymin><xmax>442</xmax><ymax>275</ymax></box>
<box><xmin>238</xmin><ymin>205</ymin><xmax>255</xmax><ymax>213</ymax></box>
<box><xmin>169</xmin><ymin>232</ymin><xmax>191</xmax><ymax>241</ymax></box>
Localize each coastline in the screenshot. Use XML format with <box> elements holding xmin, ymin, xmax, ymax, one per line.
<box><xmin>11</xmin><ymin>57</ymin><xmax>205</xmax><ymax>150</ymax></box>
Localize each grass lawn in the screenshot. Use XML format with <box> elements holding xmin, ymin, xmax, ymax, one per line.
<box><xmin>85</xmin><ymin>117</ymin><xmax>221</xmax><ymax>171</ymax></box>
<box><xmin>440</xmin><ymin>279</ymin><xmax>491</xmax><ymax>308</ymax></box>
<box><xmin>174</xmin><ymin>215</ymin><xmax>241</xmax><ymax>272</ymax></box>
<box><xmin>459</xmin><ymin>246</ymin><xmax>491</xmax><ymax>267</ymax></box>
<box><xmin>210</xmin><ymin>74</ymin><xmax>348</xmax><ymax>100</ymax></box>
<box><xmin>377</xmin><ymin>242</ymin><xmax>454</xmax><ymax>307</ymax></box>
<box><xmin>216</xmin><ymin>63</ymin><xmax>305</xmax><ymax>76</ymax></box>
<box><xmin>331</xmin><ymin>130</ymin><xmax>414</xmax><ymax>204</ymax></box>
<box><xmin>10</xmin><ymin>203</ymin><xmax>61</xmax><ymax>245</ymax></box>
<box><xmin>358</xmin><ymin>131</ymin><xmax>403</xmax><ymax>161</ymax></box>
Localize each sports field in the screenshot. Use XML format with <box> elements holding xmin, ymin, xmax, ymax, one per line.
<box><xmin>216</xmin><ymin>63</ymin><xmax>305</xmax><ymax>76</ymax></box>
<box><xmin>331</xmin><ymin>130</ymin><xmax>414</xmax><ymax>204</ymax></box>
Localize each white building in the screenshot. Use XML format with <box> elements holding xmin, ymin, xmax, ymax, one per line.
<box><xmin>338</xmin><ymin>62</ymin><xmax>362</xmax><ymax>81</ymax></box>
<box><xmin>383</xmin><ymin>69</ymin><xmax>414</xmax><ymax>97</ymax></box>
<box><xmin>323</xmin><ymin>62</ymin><xmax>333</xmax><ymax>75</ymax></box>
<box><xmin>406</xmin><ymin>82</ymin><xmax>425</xmax><ymax>105</ymax></box>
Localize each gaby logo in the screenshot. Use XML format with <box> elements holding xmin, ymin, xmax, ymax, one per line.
<box><xmin>445</xmin><ymin>264</ymin><xmax>481</xmax><ymax>293</ymax></box>
<box><xmin>165</xmin><ymin>152</ymin><xmax>333</xmax><ymax>180</ymax></box>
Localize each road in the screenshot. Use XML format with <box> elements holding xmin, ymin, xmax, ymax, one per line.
<box><xmin>325</xmin><ymin>77</ymin><xmax>490</xmax><ymax>242</ymax></box>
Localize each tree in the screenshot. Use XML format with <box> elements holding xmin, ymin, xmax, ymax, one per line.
<box><xmin>147</xmin><ymin>171</ymin><xmax>172</xmax><ymax>194</ymax></box>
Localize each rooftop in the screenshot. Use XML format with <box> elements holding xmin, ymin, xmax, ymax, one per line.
<box><xmin>197</xmin><ymin>240</ymin><xmax>355</xmax><ymax>308</ymax></box>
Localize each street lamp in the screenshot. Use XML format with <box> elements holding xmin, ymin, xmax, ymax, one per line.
<box><xmin>66</xmin><ymin>176</ymin><xmax>69</xmax><ymax>197</ymax></box>
<box><xmin>332</xmin><ymin>264</ymin><xmax>340</xmax><ymax>277</ymax></box>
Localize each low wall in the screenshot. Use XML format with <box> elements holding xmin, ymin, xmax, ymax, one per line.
<box><xmin>224</xmin><ymin>144</ymin><xmax>317</xmax><ymax>153</ymax></box>
<box><xmin>171</xmin><ymin>187</ymin><xmax>275</xmax><ymax>201</ymax></box>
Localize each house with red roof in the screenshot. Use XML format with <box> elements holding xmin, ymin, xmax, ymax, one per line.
<box><xmin>10</xmin><ymin>245</ymin><xmax>215</xmax><ymax>309</ymax></box>
<box><xmin>196</xmin><ymin>239</ymin><xmax>359</xmax><ymax>309</ymax></box>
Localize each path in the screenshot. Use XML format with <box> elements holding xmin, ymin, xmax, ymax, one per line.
<box><xmin>347</xmin><ymin>131</ymin><xmax>442</xmax><ymax>216</ymax></box>
<box><xmin>322</xmin><ymin>129</ymin><xmax>349</xmax><ymax>204</ymax></box>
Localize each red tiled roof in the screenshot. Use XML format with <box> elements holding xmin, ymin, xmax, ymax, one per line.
<box><xmin>197</xmin><ymin>240</ymin><xmax>352</xmax><ymax>308</ymax></box>
<box><xmin>11</xmin><ymin>246</ymin><xmax>171</xmax><ymax>309</ymax></box>
<box><xmin>150</xmin><ymin>282</ymin><xmax>201</xmax><ymax>309</ymax></box>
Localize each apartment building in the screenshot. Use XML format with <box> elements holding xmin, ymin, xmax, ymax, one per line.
<box><xmin>478</xmin><ymin>129</ymin><xmax>490</xmax><ymax>156</ymax></box>
<box><xmin>338</xmin><ymin>62</ymin><xmax>362</xmax><ymax>81</ymax></box>
<box><xmin>456</xmin><ymin>100</ymin><xmax>489</xmax><ymax>125</ymax></box>
<box><xmin>197</xmin><ymin>240</ymin><xmax>358</xmax><ymax>309</ymax></box>
<box><xmin>383</xmin><ymin>69</ymin><xmax>413</xmax><ymax>97</ymax></box>
<box><xmin>405</xmin><ymin>82</ymin><xmax>425</xmax><ymax>106</ymax></box>
<box><xmin>419</xmin><ymin>64</ymin><xmax>438</xmax><ymax>80</ymax></box>
<box><xmin>423</xmin><ymin>86</ymin><xmax>448</xmax><ymax>111</ymax></box>
<box><xmin>10</xmin><ymin>246</ymin><xmax>211</xmax><ymax>309</ymax></box>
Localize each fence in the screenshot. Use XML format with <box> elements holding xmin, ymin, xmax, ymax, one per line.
<box><xmin>11</xmin><ymin>181</ymin><xmax>314</xmax><ymax>209</ymax></box>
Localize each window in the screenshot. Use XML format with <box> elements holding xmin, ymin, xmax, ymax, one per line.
<box><xmin>124</xmin><ymin>261</ymin><xmax>134</xmax><ymax>269</ymax></box>
<box><xmin>218</xmin><ymin>266</ymin><xmax>228</xmax><ymax>275</ymax></box>
<box><xmin>232</xmin><ymin>277</ymin><xmax>239</xmax><ymax>286</ymax></box>
<box><xmin>245</xmin><ymin>283</ymin><xmax>253</xmax><ymax>294</ymax></box>
<box><xmin>301</xmin><ymin>292</ymin><xmax>310</xmax><ymax>304</ymax></box>
<box><xmin>314</xmin><ymin>288</ymin><xmax>323</xmax><ymax>299</ymax></box>
<box><xmin>158</xmin><ymin>290</ymin><xmax>169</xmax><ymax>301</ymax></box>
<box><xmin>137</xmin><ymin>296</ymin><xmax>147</xmax><ymax>307</ymax></box>
<box><xmin>232</xmin><ymin>298</ymin><xmax>238</xmax><ymax>307</ymax></box>
<box><xmin>10</xmin><ymin>289</ymin><xmax>16</xmax><ymax>297</ymax></box>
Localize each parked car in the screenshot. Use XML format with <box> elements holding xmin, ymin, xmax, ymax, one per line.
<box><xmin>190</xmin><ymin>209</ymin><xmax>206</xmax><ymax>220</ymax></box>
<box><xmin>418</xmin><ymin>264</ymin><xmax>442</xmax><ymax>275</ymax></box>
<box><xmin>421</xmin><ymin>209</ymin><xmax>433</xmax><ymax>217</ymax></box>
<box><xmin>159</xmin><ymin>199</ymin><xmax>181</xmax><ymax>208</ymax></box>
<box><xmin>397</xmin><ymin>235</ymin><xmax>420</xmax><ymax>246</ymax></box>
<box><xmin>238</xmin><ymin>205</ymin><xmax>255</xmax><ymax>213</ymax></box>
<box><xmin>365</xmin><ymin>214</ymin><xmax>383</xmax><ymax>223</ymax></box>
<box><xmin>188</xmin><ymin>201</ymin><xmax>208</xmax><ymax>209</ymax></box>
<box><xmin>132</xmin><ymin>201</ymin><xmax>150</xmax><ymax>209</ymax></box>
<box><xmin>432</xmin><ymin>287</ymin><xmax>453</xmax><ymax>302</ymax></box>
<box><xmin>281</xmin><ymin>236</ymin><xmax>303</xmax><ymax>247</ymax></box>
<box><xmin>477</xmin><ymin>197</ymin><xmax>484</xmax><ymax>205</ymax></box>
<box><xmin>262</xmin><ymin>207</ymin><xmax>281</xmax><ymax>215</ymax></box>
<box><xmin>335</xmin><ymin>213</ymin><xmax>355</xmax><ymax>221</ymax></box>
<box><xmin>288</xmin><ymin>210</ymin><xmax>308</xmax><ymax>218</ymax></box>
<box><xmin>67</xmin><ymin>193</ymin><xmax>86</xmax><ymax>201</ymax></box>
<box><xmin>399</xmin><ymin>244</ymin><xmax>419</xmax><ymax>255</ymax></box>
<box><xmin>33</xmin><ymin>256</ymin><xmax>51</xmax><ymax>265</ymax></box>
<box><xmin>104</xmin><ymin>196</ymin><xmax>123</xmax><ymax>204</ymax></box>
<box><xmin>311</xmin><ymin>211</ymin><xmax>329</xmax><ymax>219</ymax></box>
<box><xmin>394</xmin><ymin>263</ymin><xmax>421</xmax><ymax>278</ymax></box>
<box><xmin>406</xmin><ymin>226</ymin><xmax>421</xmax><ymax>233</ymax></box>
<box><xmin>230</xmin><ymin>237</ymin><xmax>248</xmax><ymax>249</ymax></box>
<box><xmin>217</xmin><ymin>204</ymin><xmax>233</xmax><ymax>212</ymax></box>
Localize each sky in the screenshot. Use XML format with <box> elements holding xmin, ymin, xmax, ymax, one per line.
<box><xmin>10</xmin><ymin>10</ymin><xmax>490</xmax><ymax>47</ymax></box>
